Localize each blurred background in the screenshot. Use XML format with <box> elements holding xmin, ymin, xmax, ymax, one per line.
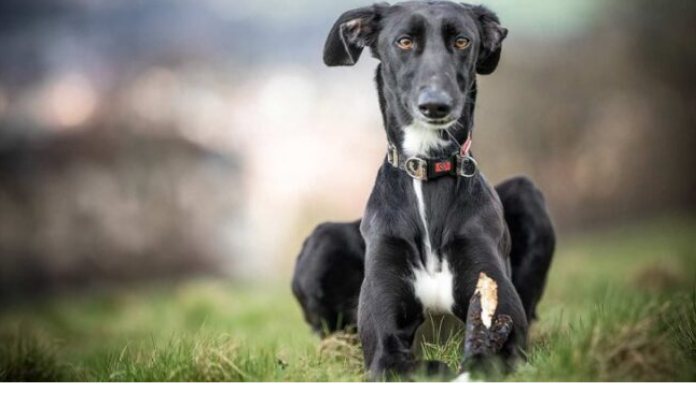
<box><xmin>1</xmin><ymin>0</ymin><xmax>695</xmax><ymax>299</ymax></box>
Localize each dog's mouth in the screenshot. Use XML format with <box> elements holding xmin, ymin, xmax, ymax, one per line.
<box><xmin>412</xmin><ymin>114</ymin><xmax>458</xmax><ymax>130</ymax></box>
<box><xmin>403</xmin><ymin>100</ymin><xmax>459</xmax><ymax>130</ymax></box>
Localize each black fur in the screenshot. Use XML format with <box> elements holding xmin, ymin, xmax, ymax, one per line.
<box><xmin>293</xmin><ymin>178</ymin><xmax>555</xmax><ymax>333</ymax></box>
<box><xmin>293</xmin><ymin>1</ymin><xmax>555</xmax><ymax>379</ymax></box>
<box><xmin>497</xmin><ymin>177</ymin><xmax>556</xmax><ymax>322</ymax></box>
<box><xmin>292</xmin><ymin>221</ymin><xmax>364</xmax><ymax>335</ymax></box>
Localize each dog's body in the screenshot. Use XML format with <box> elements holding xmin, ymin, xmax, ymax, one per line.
<box><xmin>292</xmin><ymin>1</ymin><xmax>555</xmax><ymax>379</ymax></box>
<box><xmin>292</xmin><ymin>220</ymin><xmax>364</xmax><ymax>334</ymax></box>
<box><xmin>292</xmin><ymin>178</ymin><xmax>553</xmax><ymax>335</ymax></box>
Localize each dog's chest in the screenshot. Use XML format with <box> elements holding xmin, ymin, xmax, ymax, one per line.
<box><xmin>410</xmin><ymin>179</ymin><xmax>456</xmax><ymax>314</ymax></box>
<box><xmin>412</xmin><ymin>259</ymin><xmax>455</xmax><ymax>315</ymax></box>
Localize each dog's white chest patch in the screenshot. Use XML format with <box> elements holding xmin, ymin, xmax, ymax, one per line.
<box><xmin>411</xmin><ymin>179</ymin><xmax>455</xmax><ymax>314</ymax></box>
<box><xmin>412</xmin><ymin>260</ymin><xmax>455</xmax><ymax>314</ymax></box>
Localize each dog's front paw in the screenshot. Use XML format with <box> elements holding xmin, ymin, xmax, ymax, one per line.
<box><xmin>460</xmin><ymin>273</ymin><xmax>515</xmax><ymax>377</ymax></box>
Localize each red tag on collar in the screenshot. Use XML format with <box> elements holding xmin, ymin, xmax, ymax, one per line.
<box><xmin>434</xmin><ymin>161</ymin><xmax>452</xmax><ymax>173</ymax></box>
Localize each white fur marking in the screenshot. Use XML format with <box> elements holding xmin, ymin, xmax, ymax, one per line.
<box><xmin>411</xmin><ymin>174</ymin><xmax>454</xmax><ymax>314</ymax></box>
<box><xmin>412</xmin><ymin>259</ymin><xmax>455</xmax><ymax>314</ymax></box>
<box><xmin>413</xmin><ymin>180</ymin><xmax>437</xmax><ymax>273</ymax></box>
<box><xmin>402</xmin><ymin>122</ymin><xmax>449</xmax><ymax>158</ymax></box>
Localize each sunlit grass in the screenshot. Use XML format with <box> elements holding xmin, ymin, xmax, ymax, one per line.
<box><xmin>1</xmin><ymin>216</ymin><xmax>695</xmax><ymax>381</ymax></box>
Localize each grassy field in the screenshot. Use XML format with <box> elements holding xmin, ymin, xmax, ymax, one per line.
<box><xmin>1</xmin><ymin>216</ymin><xmax>696</xmax><ymax>382</ymax></box>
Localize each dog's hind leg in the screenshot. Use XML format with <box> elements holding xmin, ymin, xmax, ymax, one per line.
<box><xmin>291</xmin><ymin>220</ymin><xmax>365</xmax><ymax>336</ymax></box>
<box><xmin>495</xmin><ymin>176</ymin><xmax>556</xmax><ymax>322</ymax></box>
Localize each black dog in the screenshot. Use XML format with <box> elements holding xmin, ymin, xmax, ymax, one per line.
<box><xmin>292</xmin><ymin>220</ymin><xmax>364</xmax><ymax>335</ymax></box>
<box><xmin>292</xmin><ymin>180</ymin><xmax>553</xmax><ymax>336</ymax></box>
<box><xmin>293</xmin><ymin>1</ymin><xmax>555</xmax><ymax>379</ymax></box>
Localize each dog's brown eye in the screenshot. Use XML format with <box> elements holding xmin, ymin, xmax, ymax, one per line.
<box><xmin>396</xmin><ymin>37</ymin><xmax>414</xmax><ymax>50</ymax></box>
<box><xmin>454</xmin><ymin>37</ymin><xmax>471</xmax><ymax>49</ymax></box>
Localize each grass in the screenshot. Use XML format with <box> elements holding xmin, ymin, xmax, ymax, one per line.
<box><xmin>1</xmin><ymin>216</ymin><xmax>696</xmax><ymax>382</ymax></box>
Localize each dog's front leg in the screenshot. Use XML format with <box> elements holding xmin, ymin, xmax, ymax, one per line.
<box><xmin>358</xmin><ymin>236</ymin><xmax>426</xmax><ymax>380</ymax></box>
<box><xmin>446</xmin><ymin>240</ymin><xmax>529</xmax><ymax>375</ymax></box>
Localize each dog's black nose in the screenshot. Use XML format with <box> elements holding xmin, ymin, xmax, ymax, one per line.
<box><xmin>417</xmin><ymin>91</ymin><xmax>453</xmax><ymax>120</ymax></box>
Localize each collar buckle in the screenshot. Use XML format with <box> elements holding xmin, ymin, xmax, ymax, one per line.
<box><xmin>405</xmin><ymin>157</ymin><xmax>428</xmax><ymax>181</ymax></box>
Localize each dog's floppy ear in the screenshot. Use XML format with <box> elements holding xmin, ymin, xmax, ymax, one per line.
<box><xmin>323</xmin><ymin>5</ymin><xmax>383</xmax><ymax>67</ymax></box>
<box><xmin>471</xmin><ymin>5</ymin><xmax>508</xmax><ymax>75</ymax></box>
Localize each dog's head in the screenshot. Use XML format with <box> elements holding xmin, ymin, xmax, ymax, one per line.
<box><xmin>324</xmin><ymin>1</ymin><xmax>507</xmax><ymax>130</ymax></box>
